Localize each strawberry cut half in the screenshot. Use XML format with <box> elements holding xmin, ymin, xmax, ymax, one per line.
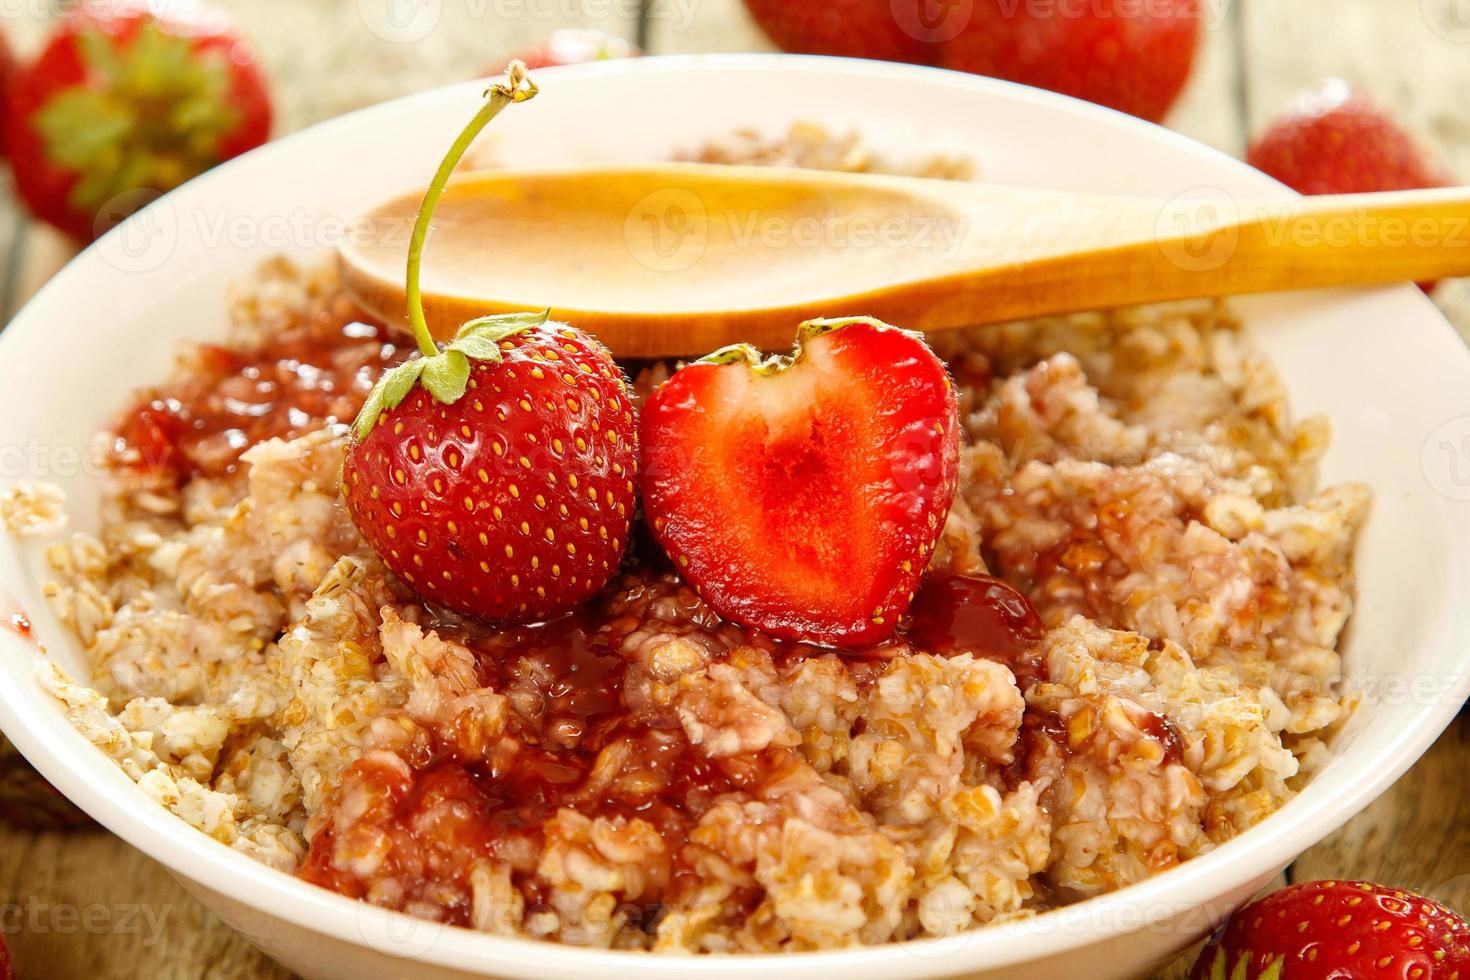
<box><xmin>639</xmin><ymin>317</ymin><xmax>960</xmax><ymax>647</ymax></box>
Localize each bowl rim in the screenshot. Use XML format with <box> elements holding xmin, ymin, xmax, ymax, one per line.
<box><xmin>1</xmin><ymin>51</ymin><xmax>1467</xmax><ymax>979</ymax></box>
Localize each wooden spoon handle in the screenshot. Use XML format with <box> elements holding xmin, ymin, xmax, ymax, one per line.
<box><xmin>897</xmin><ymin>187</ymin><xmax>1470</xmax><ymax>330</ymax></box>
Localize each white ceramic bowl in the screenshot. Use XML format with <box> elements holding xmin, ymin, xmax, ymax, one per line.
<box><xmin>1</xmin><ymin>54</ymin><xmax>1468</xmax><ymax>980</ymax></box>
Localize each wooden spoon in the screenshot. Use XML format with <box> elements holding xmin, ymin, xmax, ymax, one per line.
<box><xmin>340</xmin><ymin>163</ymin><xmax>1470</xmax><ymax>358</ymax></box>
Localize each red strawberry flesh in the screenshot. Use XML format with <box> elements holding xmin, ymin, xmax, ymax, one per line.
<box><xmin>640</xmin><ymin>318</ymin><xmax>959</xmax><ymax>646</ymax></box>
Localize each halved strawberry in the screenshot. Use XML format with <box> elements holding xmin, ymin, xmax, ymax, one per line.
<box><xmin>639</xmin><ymin>317</ymin><xmax>959</xmax><ymax>647</ymax></box>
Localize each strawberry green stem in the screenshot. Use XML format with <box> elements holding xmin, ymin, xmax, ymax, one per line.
<box><xmin>405</xmin><ymin>62</ymin><xmax>539</xmax><ymax>358</ymax></box>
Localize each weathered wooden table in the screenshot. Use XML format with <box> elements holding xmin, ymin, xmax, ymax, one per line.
<box><xmin>0</xmin><ymin>1</ymin><xmax>1465</xmax><ymax>976</ymax></box>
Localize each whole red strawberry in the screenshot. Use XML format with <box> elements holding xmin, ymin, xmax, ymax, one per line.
<box><xmin>488</xmin><ymin>28</ymin><xmax>639</xmax><ymax>74</ymax></box>
<box><xmin>741</xmin><ymin>0</ymin><xmax>930</xmax><ymax>64</ymax></box>
<box><xmin>938</xmin><ymin>0</ymin><xmax>1202</xmax><ymax>122</ymax></box>
<box><xmin>0</xmin><ymin>930</ymin><xmax>10</xmax><ymax>980</ymax></box>
<box><xmin>640</xmin><ymin>317</ymin><xmax>959</xmax><ymax>647</ymax></box>
<box><xmin>5</xmin><ymin>0</ymin><xmax>271</xmax><ymax>240</ymax></box>
<box><xmin>1249</xmin><ymin>81</ymin><xmax>1453</xmax><ymax>292</ymax></box>
<box><xmin>343</xmin><ymin>67</ymin><xmax>636</xmax><ymax>623</ymax></box>
<box><xmin>1248</xmin><ymin>80</ymin><xmax>1451</xmax><ymax>196</ymax></box>
<box><xmin>1192</xmin><ymin>880</ymin><xmax>1470</xmax><ymax>979</ymax></box>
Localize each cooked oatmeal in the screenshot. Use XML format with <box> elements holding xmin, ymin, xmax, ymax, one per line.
<box><xmin>24</xmin><ymin>131</ymin><xmax>1368</xmax><ymax>952</ymax></box>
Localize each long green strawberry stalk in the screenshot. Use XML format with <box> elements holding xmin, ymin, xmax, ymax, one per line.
<box><xmin>352</xmin><ymin>62</ymin><xmax>547</xmax><ymax>439</ymax></box>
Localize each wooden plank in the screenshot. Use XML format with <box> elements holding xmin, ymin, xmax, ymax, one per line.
<box><xmin>1291</xmin><ymin>716</ymin><xmax>1470</xmax><ymax>907</ymax></box>
<box><xmin>0</xmin><ymin>826</ymin><xmax>292</xmax><ymax>979</ymax></box>
<box><xmin>1238</xmin><ymin>0</ymin><xmax>1470</xmax><ymax>338</ymax></box>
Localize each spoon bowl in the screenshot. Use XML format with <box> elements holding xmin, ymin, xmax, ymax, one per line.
<box><xmin>340</xmin><ymin>162</ymin><xmax>1470</xmax><ymax>357</ymax></box>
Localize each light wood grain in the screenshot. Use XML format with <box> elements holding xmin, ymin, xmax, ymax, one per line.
<box><xmin>341</xmin><ymin>165</ymin><xmax>1470</xmax><ymax>358</ymax></box>
<box><xmin>0</xmin><ymin>827</ymin><xmax>291</xmax><ymax>979</ymax></box>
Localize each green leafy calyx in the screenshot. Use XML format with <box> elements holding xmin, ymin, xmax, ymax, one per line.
<box><xmin>1201</xmin><ymin>948</ymin><xmax>1283</xmax><ymax>980</ymax></box>
<box><xmin>697</xmin><ymin>315</ymin><xmax>908</xmax><ymax>376</ymax></box>
<box><xmin>35</xmin><ymin>23</ymin><xmax>240</xmax><ymax>214</ymax></box>
<box><xmin>351</xmin><ymin>310</ymin><xmax>549</xmax><ymax>438</ymax></box>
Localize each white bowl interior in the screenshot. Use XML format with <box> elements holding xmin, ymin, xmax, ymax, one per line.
<box><xmin>0</xmin><ymin>55</ymin><xmax>1468</xmax><ymax>978</ymax></box>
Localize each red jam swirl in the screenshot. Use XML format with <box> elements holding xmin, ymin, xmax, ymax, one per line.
<box><xmin>904</xmin><ymin>573</ymin><xmax>1047</xmax><ymax>687</ymax></box>
<box><xmin>298</xmin><ymin>579</ymin><xmax>762</xmax><ymax>922</ymax></box>
<box><xmin>112</xmin><ymin>315</ymin><xmax>404</xmax><ymax>482</ymax></box>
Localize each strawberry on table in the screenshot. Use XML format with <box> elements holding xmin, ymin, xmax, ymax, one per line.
<box><xmin>343</xmin><ymin>65</ymin><xmax>638</xmax><ymax>623</ymax></box>
<box><xmin>1191</xmin><ymin>880</ymin><xmax>1470</xmax><ymax>979</ymax></box>
<box><xmin>1248</xmin><ymin>80</ymin><xmax>1451</xmax><ymax>196</ymax></box>
<box><xmin>4</xmin><ymin>0</ymin><xmax>271</xmax><ymax>240</ymax></box>
<box><xmin>488</xmin><ymin>28</ymin><xmax>639</xmax><ymax>73</ymax></box>
<box><xmin>639</xmin><ymin>317</ymin><xmax>960</xmax><ymax>647</ymax></box>
<box><xmin>741</xmin><ymin>0</ymin><xmax>929</xmax><ymax>65</ymax></box>
<box><xmin>740</xmin><ymin>0</ymin><xmax>1202</xmax><ymax>122</ymax></box>
<box><xmin>938</xmin><ymin>0</ymin><xmax>1202</xmax><ymax>122</ymax></box>
<box><xmin>1248</xmin><ymin>80</ymin><xmax>1453</xmax><ymax>292</ymax></box>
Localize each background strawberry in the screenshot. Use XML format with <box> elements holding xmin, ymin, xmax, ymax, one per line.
<box><xmin>4</xmin><ymin>0</ymin><xmax>271</xmax><ymax>240</ymax></box>
<box><xmin>740</xmin><ymin>0</ymin><xmax>1202</xmax><ymax>121</ymax></box>
<box><xmin>488</xmin><ymin>28</ymin><xmax>639</xmax><ymax>74</ymax></box>
<box><xmin>639</xmin><ymin>317</ymin><xmax>959</xmax><ymax>647</ymax></box>
<box><xmin>1248</xmin><ymin>80</ymin><xmax>1454</xmax><ymax>292</ymax></box>
<box><xmin>1192</xmin><ymin>880</ymin><xmax>1470</xmax><ymax>979</ymax></box>
<box><xmin>344</xmin><ymin>313</ymin><xmax>638</xmax><ymax>623</ymax></box>
<box><xmin>937</xmin><ymin>0</ymin><xmax>1202</xmax><ymax>122</ymax></box>
<box><xmin>1248</xmin><ymin>80</ymin><xmax>1452</xmax><ymax>195</ymax></box>
<box><xmin>741</xmin><ymin>0</ymin><xmax>929</xmax><ymax>65</ymax></box>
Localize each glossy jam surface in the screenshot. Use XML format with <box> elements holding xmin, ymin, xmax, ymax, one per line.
<box><xmin>905</xmin><ymin>573</ymin><xmax>1047</xmax><ymax>686</ymax></box>
<box><xmin>113</xmin><ymin>316</ymin><xmax>404</xmax><ymax>482</ymax></box>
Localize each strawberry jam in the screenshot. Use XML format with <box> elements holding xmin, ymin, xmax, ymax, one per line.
<box><xmin>112</xmin><ymin>314</ymin><xmax>404</xmax><ymax>482</ymax></box>
<box><xmin>1137</xmin><ymin>709</ymin><xmax>1185</xmax><ymax>765</ymax></box>
<box><xmin>904</xmin><ymin>573</ymin><xmax>1046</xmax><ymax>687</ymax></box>
<box><xmin>299</xmin><ymin>574</ymin><xmax>750</xmax><ymax>924</ymax></box>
